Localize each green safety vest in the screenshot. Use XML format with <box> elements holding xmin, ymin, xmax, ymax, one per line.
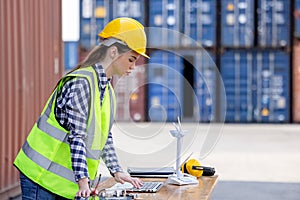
<box><xmin>14</xmin><ymin>67</ymin><xmax>116</xmax><ymax>199</ymax></box>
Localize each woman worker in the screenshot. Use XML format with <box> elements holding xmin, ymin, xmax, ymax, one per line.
<box><xmin>14</xmin><ymin>17</ymin><xmax>149</xmax><ymax>199</ymax></box>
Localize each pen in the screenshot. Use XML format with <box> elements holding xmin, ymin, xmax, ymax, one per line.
<box><xmin>91</xmin><ymin>174</ymin><xmax>102</xmax><ymax>196</ymax></box>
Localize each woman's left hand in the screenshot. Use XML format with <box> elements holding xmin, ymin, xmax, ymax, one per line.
<box><xmin>113</xmin><ymin>172</ymin><xmax>143</xmax><ymax>188</ymax></box>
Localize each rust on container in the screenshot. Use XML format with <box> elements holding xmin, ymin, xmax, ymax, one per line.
<box><xmin>0</xmin><ymin>0</ymin><xmax>63</xmax><ymax>199</ymax></box>
<box><xmin>293</xmin><ymin>40</ymin><xmax>300</xmax><ymax>122</ymax></box>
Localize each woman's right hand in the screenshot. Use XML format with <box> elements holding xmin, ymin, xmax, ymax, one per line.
<box><xmin>76</xmin><ymin>177</ymin><xmax>91</xmax><ymax>198</ymax></box>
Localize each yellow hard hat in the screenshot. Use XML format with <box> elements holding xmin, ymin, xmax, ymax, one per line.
<box><xmin>98</xmin><ymin>17</ymin><xmax>149</xmax><ymax>58</ymax></box>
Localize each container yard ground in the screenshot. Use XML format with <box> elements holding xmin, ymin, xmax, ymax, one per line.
<box><xmin>11</xmin><ymin>123</ymin><xmax>300</xmax><ymax>200</ymax></box>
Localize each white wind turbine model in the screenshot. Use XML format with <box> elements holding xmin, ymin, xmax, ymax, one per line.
<box><xmin>167</xmin><ymin>117</ymin><xmax>198</xmax><ymax>185</ymax></box>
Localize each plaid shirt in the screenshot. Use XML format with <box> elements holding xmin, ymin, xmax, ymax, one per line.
<box><xmin>55</xmin><ymin>63</ymin><xmax>122</xmax><ymax>181</ymax></box>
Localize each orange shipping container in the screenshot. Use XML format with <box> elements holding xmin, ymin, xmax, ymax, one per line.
<box><xmin>0</xmin><ymin>1</ymin><xmax>63</xmax><ymax>199</ymax></box>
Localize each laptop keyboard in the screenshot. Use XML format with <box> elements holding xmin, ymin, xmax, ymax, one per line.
<box><xmin>128</xmin><ymin>181</ymin><xmax>163</xmax><ymax>192</ymax></box>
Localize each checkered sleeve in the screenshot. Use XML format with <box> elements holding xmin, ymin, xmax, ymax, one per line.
<box><xmin>101</xmin><ymin>132</ymin><xmax>123</xmax><ymax>175</ymax></box>
<box><xmin>56</xmin><ymin>68</ymin><xmax>123</xmax><ymax>181</ymax></box>
<box><xmin>56</xmin><ymin>77</ymin><xmax>90</xmax><ymax>181</ymax></box>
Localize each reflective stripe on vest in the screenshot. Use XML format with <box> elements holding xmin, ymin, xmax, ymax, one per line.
<box><xmin>14</xmin><ymin>67</ymin><xmax>116</xmax><ymax>199</ymax></box>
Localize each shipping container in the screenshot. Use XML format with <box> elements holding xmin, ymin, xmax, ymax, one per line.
<box><xmin>170</xmin><ymin>49</ymin><xmax>217</xmax><ymax>122</ymax></box>
<box><xmin>292</xmin><ymin>40</ymin><xmax>300</xmax><ymax>122</ymax></box>
<box><xmin>147</xmin><ymin>49</ymin><xmax>217</xmax><ymax>122</ymax></box>
<box><xmin>64</xmin><ymin>41</ymin><xmax>79</xmax><ymax>70</ymax></box>
<box><xmin>80</xmin><ymin>0</ymin><xmax>145</xmax><ymax>50</ymax></box>
<box><xmin>112</xmin><ymin>58</ymin><xmax>146</xmax><ymax>122</ymax></box>
<box><xmin>0</xmin><ymin>1</ymin><xmax>63</xmax><ymax>199</ymax></box>
<box><xmin>221</xmin><ymin>50</ymin><xmax>255</xmax><ymax>122</ymax></box>
<box><xmin>148</xmin><ymin>50</ymin><xmax>183</xmax><ymax>121</ymax></box>
<box><xmin>79</xmin><ymin>0</ymin><xmax>110</xmax><ymax>50</ymax></box>
<box><xmin>148</xmin><ymin>0</ymin><xmax>181</xmax><ymax>48</ymax></box>
<box><xmin>253</xmin><ymin>51</ymin><xmax>290</xmax><ymax>122</ymax></box>
<box><xmin>295</xmin><ymin>0</ymin><xmax>300</xmax><ymax>38</ymax></box>
<box><xmin>257</xmin><ymin>0</ymin><xmax>291</xmax><ymax>47</ymax></box>
<box><xmin>221</xmin><ymin>49</ymin><xmax>290</xmax><ymax>123</ymax></box>
<box><xmin>221</xmin><ymin>0</ymin><xmax>255</xmax><ymax>47</ymax></box>
<box><xmin>193</xmin><ymin>50</ymin><xmax>217</xmax><ymax>122</ymax></box>
<box><xmin>111</xmin><ymin>0</ymin><xmax>145</xmax><ymax>22</ymax></box>
<box><xmin>182</xmin><ymin>0</ymin><xmax>217</xmax><ymax>47</ymax></box>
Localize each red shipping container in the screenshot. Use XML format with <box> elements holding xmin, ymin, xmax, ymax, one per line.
<box><xmin>293</xmin><ymin>40</ymin><xmax>300</xmax><ymax>122</ymax></box>
<box><xmin>0</xmin><ymin>1</ymin><xmax>63</xmax><ymax>199</ymax></box>
<box><xmin>112</xmin><ymin>57</ymin><xmax>146</xmax><ymax>122</ymax></box>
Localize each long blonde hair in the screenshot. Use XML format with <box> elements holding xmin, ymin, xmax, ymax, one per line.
<box><xmin>51</xmin><ymin>41</ymin><xmax>131</xmax><ymax>92</ymax></box>
<box><xmin>68</xmin><ymin>41</ymin><xmax>131</xmax><ymax>74</ymax></box>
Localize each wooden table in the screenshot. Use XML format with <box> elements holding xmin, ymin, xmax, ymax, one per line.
<box><xmin>98</xmin><ymin>175</ymin><xmax>218</xmax><ymax>200</ymax></box>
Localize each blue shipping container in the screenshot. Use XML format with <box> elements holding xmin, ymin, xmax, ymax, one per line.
<box><xmin>257</xmin><ymin>0</ymin><xmax>291</xmax><ymax>47</ymax></box>
<box><xmin>80</xmin><ymin>0</ymin><xmax>145</xmax><ymax>50</ymax></box>
<box><xmin>221</xmin><ymin>50</ymin><xmax>290</xmax><ymax>123</ymax></box>
<box><xmin>64</xmin><ymin>41</ymin><xmax>79</xmax><ymax>70</ymax></box>
<box><xmin>148</xmin><ymin>50</ymin><xmax>217</xmax><ymax>122</ymax></box>
<box><xmin>80</xmin><ymin>0</ymin><xmax>110</xmax><ymax>50</ymax></box>
<box><xmin>182</xmin><ymin>0</ymin><xmax>217</xmax><ymax>47</ymax></box>
<box><xmin>148</xmin><ymin>51</ymin><xmax>183</xmax><ymax>121</ymax></box>
<box><xmin>111</xmin><ymin>0</ymin><xmax>145</xmax><ymax>23</ymax></box>
<box><xmin>80</xmin><ymin>18</ymin><xmax>93</xmax><ymax>49</ymax></box>
<box><xmin>221</xmin><ymin>0</ymin><xmax>255</xmax><ymax>47</ymax></box>
<box><xmin>253</xmin><ymin>51</ymin><xmax>290</xmax><ymax>122</ymax></box>
<box><xmin>295</xmin><ymin>0</ymin><xmax>300</xmax><ymax>38</ymax></box>
<box><xmin>194</xmin><ymin>50</ymin><xmax>217</xmax><ymax>122</ymax></box>
<box><xmin>221</xmin><ymin>50</ymin><xmax>254</xmax><ymax>122</ymax></box>
<box><xmin>148</xmin><ymin>0</ymin><xmax>181</xmax><ymax>47</ymax></box>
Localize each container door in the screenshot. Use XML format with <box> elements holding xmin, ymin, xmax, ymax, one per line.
<box><xmin>182</xmin><ymin>0</ymin><xmax>216</xmax><ymax>47</ymax></box>
<box><xmin>257</xmin><ymin>0</ymin><xmax>291</xmax><ymax>47</ymax></box>
<box><xmin>148</xmin><ymin>50</ymin><xmax>183</xmax><ymax>122</ymax></box>
<box><xmin>194</xmin><ymin>50</ymin><xmax>217</xmax><ymax>122</ymax></box>
<box><xmin>221</xmin><ymin>0</ymin><xmax>255</xmax><ymax>47</ymax></box>
<box><xmin>253</xmin><ymin>50</ymin><xmax>290</xmax><ymax>122</ymax></box>
<box><xmin>221</xmin><ymin>50</ymin><xmax>254</xmax><ymax>122</ymax></box>
<box><xmin>80</xmin><ymin>0</ymin><xmax>110</xmax><ymax>50</ymax></box>
<box><xmin>149</xmin><ymin>0</ymin><xmax>181</xmax><ymax>48</ymax></box>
